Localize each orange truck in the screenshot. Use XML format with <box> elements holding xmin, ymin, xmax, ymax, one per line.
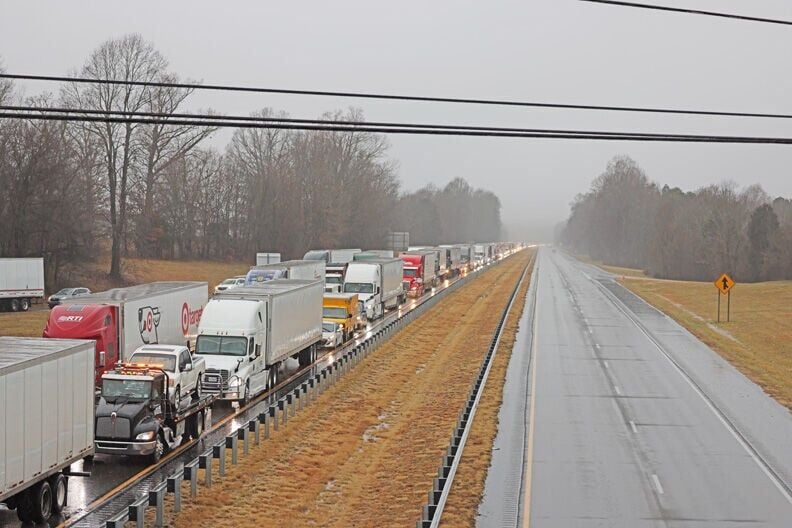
<box><xmin>322</xmin><ymin>293</ymin><xmax>364</xmax><ymax>341</ymax></box>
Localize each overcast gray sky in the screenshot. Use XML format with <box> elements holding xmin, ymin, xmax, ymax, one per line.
<box><xmin>2</xmin><ymin>0</ymin><xmax>791</xmax><ymax>240</ymax></box>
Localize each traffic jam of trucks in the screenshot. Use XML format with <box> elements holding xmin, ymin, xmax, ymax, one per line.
<box><xmin>0</xmin><ymin>241</ymin><xmax>517</xmax><ymax>523</ymax></box>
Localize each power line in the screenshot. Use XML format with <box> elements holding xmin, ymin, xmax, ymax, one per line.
<box><xmin>3</xmin><ymin>108</ymin><xmax>792</xmax><ymax>144</ymax></box>
<box><xmin>0</xmin><ymin>104</ymin><xmax>750</xmax><ymax>140</ymax></box>
<box><xmin>579</xmin><ymin>0</ymin><xmax>792</xmax><ymax>26</ymax></box>
<box><xmin>2</xmin><ymin>72</ymin><xmax>792</xmax><ymax>121</ymax></box>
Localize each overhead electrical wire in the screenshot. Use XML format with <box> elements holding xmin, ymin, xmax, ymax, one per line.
<box><xmin>579</xmin><ymin>0</ymin><xmax>792</xmax><ymax>26</ymax></box>
<box><xmin>2</xmin><ymin>73</ymin><xmax>792</xmax><ymax>121</ymax></box>
<box><xmin>3</xmin><ymin>106</ymin><xmax>792</xmax><ymax>144</ymax></box>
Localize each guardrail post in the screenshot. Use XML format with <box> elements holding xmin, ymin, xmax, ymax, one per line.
<box><xmin>320</xmin><ymin>370</ymin><xmax>327</xmax><ymax>393</ymax></box>
<box><xmin>148</xmin><ymin>481</ymin><xmax>166</xmax><ymax>527</ymax></box>
<box><xmin>167</xmin><ymin>469</ymin><xmax>184</xmax><ymax>513</ymax></box>
<box><xmin>299</xmin><ymin>382</ymin><xmax>308</xmax><ymax>410</ymax></box>
<box><xmin>308</xmin><ymin>378</ymin><xmax>316</xmax><ymax>402</ymax></box>
<box><xmin>226</xmin><ymin>433</ymin><xmax>238</xmax><ymax>465</ymax></box>
<box><xmin>250</xmin><ymin>417</ymin><xmax>260</xmax><ymax>445</ymax></box>
<box><xmin>240</xmin><ymin>425</ymin><xmax>250</xmax><ymax>455</ymax></box>
<box><xmin>289</xmin><ymin>390</ymin><xmax>297</xmax><ymax>417</ymax></box>
<box><xmin>279</xmin><ymin>398</ymin><xmax>287</xmax><ymax>426</ymax></box>
<box><xmin>270</xmin><ymin>404</ymin><xmax>278</xmax><ymax>432</ymax></box>
<box><xmin>199</xmin><ymin>449</ymin><xmax>212</xmax><ymax>487</ymax></box>
<box><xmin>128</xmin><ymin>495</ymin><xmax>147</xmax><ymax>528</ymax></box>
<box><xmin>184</xmin><ymin>458</ymin><xmax>199</xmax><ymax>498</ymax></box>
<box><xmin>213</xmin><ymin>441</ymin><xmax>226</xmax><ymax>476</ymax></box>
<box><xmin>105</xmin><ymin>510</ymin><xmax>129</xmax><ymax>528</ymax></box>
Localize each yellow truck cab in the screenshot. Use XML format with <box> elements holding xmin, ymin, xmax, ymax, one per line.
<box><xmin>322</xmin><ymin>293</ymin><xmax>364</xmax><ymax>341</ymax></box>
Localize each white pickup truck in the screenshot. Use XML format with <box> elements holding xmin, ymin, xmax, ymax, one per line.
<box><xmin>128</xmin><ymin>345</ymin><xmax>206</xmax><ymax>411</ymax></box>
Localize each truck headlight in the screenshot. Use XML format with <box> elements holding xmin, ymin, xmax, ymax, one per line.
<box><xmin>228</xmin><ymin>377</ymin><xmax>242</xmax><ymax>388</ymax></box>
<box><xmin>136</xmin><ymin>431</ymin><xmax>156</xmax><ymax>441</ymax></box>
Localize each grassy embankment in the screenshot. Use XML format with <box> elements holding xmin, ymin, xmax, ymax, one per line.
<box><xmin>439</xmin><ymin>251</ymin><xmax>535</xmax><ymax>527</ymax></box>
<box><xmin>156</xmin><ymin>251</ymin><xmax>533</xmax><ymax>528</ymax></box>
<box><xmin>0</xmin><ymin>258</ymin><xmax>248</xmax><ymax>338</ymax></box>
<box><xmin>584</xmin><ymin>259</ymin><xmax>792</xmax><ymax>411</ymax></box>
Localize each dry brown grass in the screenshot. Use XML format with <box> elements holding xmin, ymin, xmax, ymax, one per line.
<box><xmin>163</xmin><ymin>252</ymin><xmax>532</xmax><ymax>528</ymax></box>
<box><xmin>623</xmin><ymin>277</ymin><xmax>792</xmax><ymax>410</ymax></box>
<box><xmin>0</xmin><ymin>310</ymin><xmax>50</xmax><ymax>337</ymax></box>
<box><xmin>439</xmin><ymin>250</ymin><xmax>535</xmax><ymax>527</ymax></box>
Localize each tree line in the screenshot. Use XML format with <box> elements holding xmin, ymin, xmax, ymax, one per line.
<box><xmin>0</xmin><ymin>35</ymin><xmax>502</xmax><ymax>287</ymax></box>
<box><xmin>561</xmin><ymin>156</ymin><xmax>792</xmax><ymax>282</ymax></box>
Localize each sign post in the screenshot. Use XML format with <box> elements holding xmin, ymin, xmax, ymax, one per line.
<box><xmin>713</xmin><ymin>272</ymin><xmax>735</xmax><ymax>322</ymax></box>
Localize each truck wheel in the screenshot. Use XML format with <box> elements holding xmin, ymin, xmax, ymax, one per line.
<box><xmin>190</xmin><ymin>410</ymin><xmax>204</xmax><ymax>439</ymax></box>
<box><xmin>174</xmin><ymin>386</ymin><xmax>182</xmax><ymax>413</ymax></box>
<box><xmin>149</xmin><ymin>433</ymin><xmax>165</xmax><ymax>464</ymax></box>
<box><xmin>193</xmin><ymin>378</ymin><xmax>202</xmax><ymax>401</ymax></box>
<box><xmin>239</xmin><ymin>382</ymin><xmax>250</xmax><ymax>406</ymax></box>
<box><xmin>268</xmin><ymin>366</ymin><xmax>278</xmax><ymax>389</ymax></box>
<box><xmin>15</xmin><ymin>493</ymin><xmax>34</xmax><ymax>522</ymax></box>
<box><xmin>30</xmin><ymin>479</ymin><xmax>53</xmax><ymax>523</ymax></box>
<box><xmin>20</xmin><ymin>298</ymin><xmax>31</xmax><ymax>311</ymax></box>
<box><xmin>10</xmin><ymin>298</ymin><xmax>20</xmax><ymax>312</ymax></box>
<box><xmin>49</xmin><ymin>474</ymin><xmax>67</xmax><ymax>513</ymax></box>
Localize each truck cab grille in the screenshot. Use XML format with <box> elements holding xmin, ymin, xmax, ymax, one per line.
<box><xmin>96</xmin><ymin>416</ymin><xmax>131</xmax><ymax>439</ymax></box>
<box><xmin>203</xmin><ymin>368</ymin><xmax>230</xmax><ymax>392</ymax></box>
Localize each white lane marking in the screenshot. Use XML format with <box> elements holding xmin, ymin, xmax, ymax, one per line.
<box><xmin>603</xmin><ymin>360</ymin><xmax>609</xmax><ymax>369</ymax></box>
<box><xmin>651</xmin><ymin>474</ymin><xmax>665</xmax><ymax>495</ymax></box>
<box><xmin>614</xmin><ymin>385</ymin><xmax>622</xmax><ymax>396</ymax></box>
<box><xmin>629</xmin><ymin>420</ymin><xmax>638</xmax><ymax>434</ymax></box>
<box><xmin>595</xmin><ymin>279</ymin><xmax>792</xmax><ymax>506</ymax></box>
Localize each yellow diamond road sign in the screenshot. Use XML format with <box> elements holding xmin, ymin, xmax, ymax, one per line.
<box><xmin>714</xmin><ymin>273</ymin><xmax>735</xmax><ymax>295</ymax></box>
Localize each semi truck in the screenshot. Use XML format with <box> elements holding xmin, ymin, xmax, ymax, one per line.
<box><xmin>303</xmin><ymin>249</ymin><xmax>361</xmax><ymax>264</ymax></box>
<box><xmin>439</xmin><ymin>245</ymin><xmax>463</xmax><ymax>276</ymax></box>
<box><xmin>457</xmin><ymin>244</ymin><xmax>474</xmax><ymax>271</ymax></box>
<box><xmin>43</xmin><ymin>282</ymin><xmax>208</xmax><ymax>387</ymax></box>
<box><xmin>400</xmin><ymin>250</ymin><xmax>438</xmax><ymax>297</ymax></box>
<box><xmin>255</xmin><ymin>252</ymin><xmax>281</xmax><ymax>266</ymax></box>
<box><xmin>0</xmin><ymin>257</ymin><xmax>45</xmax><ymax>312</ymax></box>
<box><xmin>94</xmin><ymin>363</ymin><xmax>214</xmax><ymax>463</ymax></box>
<box><xmin>0</xmin><ymin>337</ymin><xmax>95</xmax><ymax>523</ymax></box>
<box><xmin>353</xmin><ymin>250</ymin><xmax>396</xmax><ymax>260</ymax></box>
<box><xmin>245</xmin><ymin>260</ymin><xmax>325</xmax><ymax>285</ymax></box>
<box><xmin>322</xmin><ymin>293</ymin><xmax>364</xmax><ymax>341</ymax></box>
<box><xmin>343</xmin><ymin>258</ymin><xmax>404</xmax><ymax>320</ymax></box>
<box><xmin>197</xmin><ymin>280</ymin><xmax>323</xmax><ymax>403</ymax></box>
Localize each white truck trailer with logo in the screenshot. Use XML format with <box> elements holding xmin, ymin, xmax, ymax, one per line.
<box><xmin>43</xmin><ymin>282</ymin><xmax>208</xmax><ymax>387</ymax></box>
<box><xmin>0</xmin><ymin>337</ymin><xmax>94</xmax><ymax>523</ymax></box>
<box><xmin>343</xmin><ymin>258</ymin><xmax>404</xmax><ymax>320</ymax></box>
<box><xmin>245</xmin><ymin>260</ymin><xmax>325</xmax><ymax>286</ymax></box>
<box><xmin>197</xmin><ymin>280</ymin><xmax>323</xmax><ymax>403</ymax></box>
<box><xmin>0</xmin><ymin>257</ymin><xmax>45</xmax><ymax>312</ymax></box>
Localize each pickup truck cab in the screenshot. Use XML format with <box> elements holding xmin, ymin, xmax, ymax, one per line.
<box><xmin>128</xmin><ymin>345</ymin><xmax>205</xmax><ymax>412</ymax></box>
<box><xmin>321</xmin><ymin>320</ymin><xmax>344</xmax><ymax>348</ymax></box>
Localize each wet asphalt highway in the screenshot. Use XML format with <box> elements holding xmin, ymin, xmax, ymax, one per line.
<box><xmin>481</xmin><ymin>248</ymin><xmax>792</xmax><ymax>527</ymax></box>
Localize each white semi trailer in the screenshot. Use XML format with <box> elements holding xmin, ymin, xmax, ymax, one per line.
<box><xmin>197</xmin><ymin>280</ymin><xmax>324</xmax><ymax>403</ymax></box>
<box><xmin>0</xmin><ymin>257</ymin><xmax>45</xmax><ymax>312</ymax></box>
<box><xmin>343</xmin><ymin>258</ymin><xmax>404</xmax><ymax>320</ymax></box>
<box><xmin>0</xmin><ymin>337</ymin><xmax>95</xmax><ymax>524</ymax></box>
<box><xmin>245</xmin><ymin>260</ymin><xmax>325</xmax><ymax>285</ymax></box>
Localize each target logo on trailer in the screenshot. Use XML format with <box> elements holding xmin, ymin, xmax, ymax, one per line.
<box><xmin>138</xmin><ymin>306</ymin><xmax>161</xmax><ymax>344</ymax></box>
<box><xmin>181</xmin><ymin>302</ymin><xmax>203</xmax><ymax>336</ymax></box>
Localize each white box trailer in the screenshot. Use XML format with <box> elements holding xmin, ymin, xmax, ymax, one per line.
<box><xmin>45</xmin><ymin>282</ymin><xmax>208</xmax><ymax>372</ymax></box>
<box><xmin>245</xmin><ymin>260</ymin><xmax>325</xmax><ymax>285</ymax></box>
<box><xmin>303</xmin><ymin>249</ymin><xmax>361</xmax><ymax>264</ymax></box>
<box><xmin>0</xmin><ymin>337</ymin><xmax>94</xmax><ymax>523</ymax></box>
<box><xmin>0</xmin><ymin>257</ymin><xmax>45</xmax><ymax>311</ymax></box>
<box><xmin>256</xmin><ymin>252</ymin><xmax>281</xmax><ymax>266</ymax></box>
<box><xmin>439</xmin><ymin>245</ymin><xmax>463</xmax><ymax>275</ymax></box>
<box><xmin>343</xmin><ymin>258</ymin><xmax>404</xmax><ymax>320</ymax></box>
<box><xmin>198</xmin><ymin>280</ymin><xmax>323</xmax><ymax>401</ymax></box>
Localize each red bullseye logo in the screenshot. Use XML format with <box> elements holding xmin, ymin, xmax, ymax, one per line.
<box><xmin>146</xmin><ymin>311</ymin><xmax>153</xmax><ymax>331</ymax></box>
<box><xmin>181</xmin><ymin>303</ymin><xmax>203</xmax><ymax>336</ymax></box>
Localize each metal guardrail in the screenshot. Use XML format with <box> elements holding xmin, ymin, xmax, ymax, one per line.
<box><xmin>417</xmin><ymin>256</ymin><xmax>531</xmax><ymax>528</ymax></box>
<box><xmin>101</xmin><ymin>257</ymin><xmax>510</xmax><ymax>527</ymax></box>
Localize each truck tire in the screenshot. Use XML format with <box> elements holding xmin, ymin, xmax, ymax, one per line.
<box><xmin>20</xmin><ymin>298</ymin><xmax>31</xmax><ymax>311</ymax></box>
<box><xmin>239</xmin><ymin>382</ymin><xmax>250</xmax><ymax>406</ymax></box>
<box><xmin>174</xmin><ymin>386</ymin><xmax>182</xmax><ymax>413</ymax></box>
<box><xmin>189</xmin><ymin>410</ymin><xmax>204</xmax><ymax>439</ymax></box>
<box><xmin>15</xmin><ymin>493</ymin><xmax>34</xmax><ymax>523</ymax></box>
<box><xmin>149</xmin><ymin>433</ymin><xmax>165</xmax><ymax>464</ymax></box>
<box><xmin>193</xmin><ymin>378</ymin><xmax>202</xmax><ymax>401</ymax></box>
<box><xmin>10</xmin><ymin>298</ymin><xmax>20</xmax><ymax>312</ymax></box>
<box><xmin>49</xmin><ymin>473</ymin><xmax>67</xmax><ymax>514</ymax></box>
<box><xmin>29</xmin><ymin>479</ymin><xmax>54</xmax><ymax>523</ymax></box>
<box><xmin>268</xmin><ymin>365</ymin><xmax>278</xmax><ymax>390</ymax></box>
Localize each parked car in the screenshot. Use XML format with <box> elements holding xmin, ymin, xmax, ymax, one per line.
<box><xmin>321</xmin><ymin>320</ymin><xmax>344</xmax><ymax>348</ymax></box>
<box><xmin>214</xmin><ymin>276</ymin><xmax>246</xmax><ymax>294</ymax></box>
<box><xmin>128</xmin><ymin>344</ymin><xmax>206</xmax><ymax>412</ymax></box>
<box><xmin>47</xmin><ymin>287</ymin><xmax>91</xmax><ymax>308</ymax></box>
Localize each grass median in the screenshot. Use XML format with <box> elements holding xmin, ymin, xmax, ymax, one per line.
<box><xmin>162</xmin><ymin>251</ymin><xmax>531</xmax><ymax>528</ymax></box>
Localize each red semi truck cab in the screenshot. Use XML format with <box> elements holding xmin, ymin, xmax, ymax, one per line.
<box><xmin>43</xmin><ymin>304</ymin><xmax>120</xmax><ymax>386</ymax></box>
<box><xmin>400</xmin><ymin>254</ymin><xmax>425</xmax><ymax>297</ymax></box>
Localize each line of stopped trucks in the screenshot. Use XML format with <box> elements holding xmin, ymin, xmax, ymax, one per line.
<box><xmin>0</xmin><ymin>241</ymin><xmax>520</xmax><ymax>524</ymax></box>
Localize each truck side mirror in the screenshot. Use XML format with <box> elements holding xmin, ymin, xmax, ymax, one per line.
<box><xmin>98</xmin><ymin>351</ymin><xmax>106</xmax><ymax>368</ymax></box>
<box><xmin>183</xmin><ymin>363</ymin><xmax>193</xmax><ymax>372</ymax></box>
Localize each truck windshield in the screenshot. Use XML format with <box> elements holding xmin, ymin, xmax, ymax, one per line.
<box><xmin>129</xmin><ymin>353</ymin><xmax>176</xmax><ymax>372</ymax></box>
<box><xmin>322</xmin><ymin>322</ymin><xmax>338</xmax><ymax>332</ymax></box>
<box><xmin>102</xmin><ymin>379</ymin><xmax>152</xmax><ymax>401</ymax></box>
<box><xmin>323</xmin><ymin>307</ymin><xmax>347</xmax><ymax>319</ymax></box>
<box><xmin>403</xmin><ymin>268</ymin><xmax>418</xmax><ymax>278</ymax></box>
<box><xmin>326</xmin><ymin>275</ymin><xmax>342</xmax><ymax>284</ymax></box>
<box><xmin>344</xmin><ymin>283</ymin><xmax>373</xmax><ymax>294</ymax></box>
<box><xmin>196</xmin><ymin>335</ymin><xmax>248</xmax><ymax>356</ymax></box>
